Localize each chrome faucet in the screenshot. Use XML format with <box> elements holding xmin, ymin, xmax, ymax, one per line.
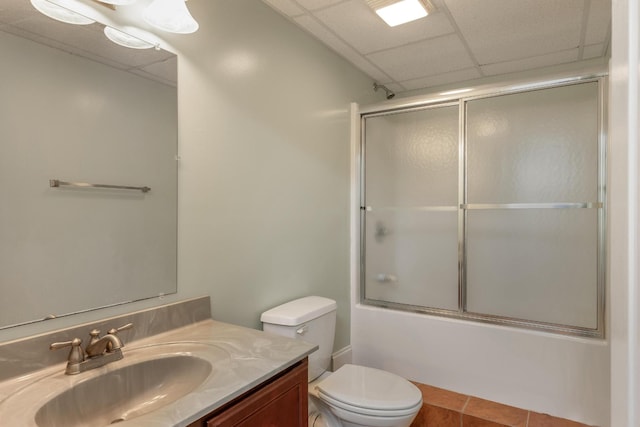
<box><xmin>50</xmin><ymin>323</ymin><xmax>133</xmax><ymax>375</ymax></box>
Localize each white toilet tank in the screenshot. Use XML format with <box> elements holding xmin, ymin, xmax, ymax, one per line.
<box><xmin>261</xmin><ymin>296</ymin><xmax>337</xmax><ymax>382</ymax></box>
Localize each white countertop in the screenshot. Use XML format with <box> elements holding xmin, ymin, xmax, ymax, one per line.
<box><xmin>0</xmin><ymin>319</ymin><xmax>317</xmax><ymax>426</ymax></box>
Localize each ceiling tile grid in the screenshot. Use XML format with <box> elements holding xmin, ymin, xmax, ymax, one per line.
<box><xmin>296</xmin><ymin>0</ymin><xmax>345</xmax><ymax>10</ymax></box>
<box><xmin>262</xmin><ymin>0</ymin><xmax>611</xmax><ymax>94</ymax></box>
<box><xmin>479</xmin><ymin>48</ymin><xmax>580</xmax><ymax>77</ymax></box>
<box><xmin>314</xmin><ymin>0</ymin><xmax>455</xmax><ymax>54</ymax></box>
<box><xmin>444</xmin><ymin>0</ymin><xmax>584</xmax><ymax>64</ymax></box>
<box><xmin>401</xmin><ymin>67</ymin><xmax>481</xmax><ymax>91</ymax></box>
<box><xmin>293</xmin><ymin>14</ymin><xmax>393</xmax><ymax>82</ymax></box>
<box><xmin>367</xmin><ymin>33</ymin><xmax>476</xmax><ymax>81</ymax></box>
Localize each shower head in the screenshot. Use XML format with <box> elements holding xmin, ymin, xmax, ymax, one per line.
<box><xmin>373</xmin><ymin>82</ymin><xmax>395</xmax><ymax>99</ymax></box>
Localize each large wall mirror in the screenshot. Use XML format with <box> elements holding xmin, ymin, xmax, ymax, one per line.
<box><xmin>0</xmin><ymin>0</ymin><xmax>178</xmax><ymax>330</ymax></box>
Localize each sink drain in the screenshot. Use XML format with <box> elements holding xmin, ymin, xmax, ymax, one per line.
<box><xmin>110</xmin><ymin>418</ymin><xmax>126</xmax><ymax>424</ymax></box>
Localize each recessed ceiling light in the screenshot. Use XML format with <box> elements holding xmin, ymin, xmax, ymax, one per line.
<box><xmin>366</xmin><ymin>0</ymin><xmax>435</xmax><ymax>27</ymax></box>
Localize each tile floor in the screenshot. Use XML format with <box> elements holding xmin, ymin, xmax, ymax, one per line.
<box><xmin>410</xmin><ymin>383</ymin><xmax>594</xmax><ymax>427</ymax></box>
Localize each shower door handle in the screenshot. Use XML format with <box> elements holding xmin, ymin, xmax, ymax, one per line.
<box><xmin>376</xmin><ymin>274</ymin><xmax>397</xmax><ymax>283</ymax></box>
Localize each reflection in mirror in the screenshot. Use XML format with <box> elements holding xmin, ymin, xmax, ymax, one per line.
<box><xmin>0</xmin><ymin>0</ymin><xmax>178</xmax><ymax>329</ymax></box>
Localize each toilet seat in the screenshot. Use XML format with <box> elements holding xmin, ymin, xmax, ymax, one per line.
<box><xmin>317</xmin><ymin>391</ymin><xmax>422</xmax><ymax>418</ymax></box>
<box><xmin>315</xmin><ymin>364</ymin><xmax>422</xmax><ymax>417</ymax></box>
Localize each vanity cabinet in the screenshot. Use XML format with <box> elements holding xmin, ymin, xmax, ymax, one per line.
<box><xmin>188</xmin><ymin>358</ymin><xmax>308</xmax><ymax>427</ymax></box>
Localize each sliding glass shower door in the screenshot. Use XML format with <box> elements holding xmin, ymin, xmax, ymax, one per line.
<box><xmin>363</xmin><ymin>104</ymin><xmax>460</xmax><ymax>311</ymax></box>
<box><xmin>465</xmin><ymin>83</ymin><xmax>600</xmax><ymax>329</ymax></box>
<box><xmin>360</xmin><ymin>77</ymin><xmax>605</xmax><ymax>336</ymax></box>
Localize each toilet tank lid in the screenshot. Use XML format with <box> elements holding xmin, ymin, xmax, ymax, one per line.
<box><xmin>261</xmin><ymin>296</ymin><xmax>337</xmax><ymax>326</ymax></box>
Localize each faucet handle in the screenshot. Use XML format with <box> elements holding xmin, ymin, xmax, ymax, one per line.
<box><xmin>108</xmin><ymin>322</ymin><xmax>133</xmax><ymax>335</ymax></box>
<box><xmin>106</xmin><ymin>323</ymin><xmax>133</xmax><ymax>352</ymax></box>
<box><xmin>88</xmin><ymin>329</ymin><xmax>101</xmax><ymax>347</ymax></box>
<box><xmin>50</xmin><ymin>338</ymin><xmax>85</xmax><ymax>365</ymax></box>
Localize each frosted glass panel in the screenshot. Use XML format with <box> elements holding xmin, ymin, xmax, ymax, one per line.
<box><xmin>466</xmin><ymin>209</ymin><xmax>598</xmax><ymax>329</ymax></box>
<box><xmin>365</xmin><ymin>106</ymin><xmax>458</xmax><ymax>207</ymax></box>
<box><xmin>467</xmin><ymin>82</ymin><xmax>598</xmax><ymax>203</ymax></box>
<box><xmin>360</xmin><ymin>77</ymin><xmax>603</xmax><ymax>336</ymax></box>
<box><xmin>364</xmin><ymin>210</ymin><xmax>458</xmax><ymax>310</ymax></box>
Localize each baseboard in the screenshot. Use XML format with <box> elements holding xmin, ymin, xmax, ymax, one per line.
<box><xmin>332</xmin><ymin>345</ymin><xmax>352</xmax><ymax>371</ymax></box>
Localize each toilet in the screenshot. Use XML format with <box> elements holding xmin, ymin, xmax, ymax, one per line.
<box><xmin>261</xmin><ymin>296</ymin><xmax>422</xmax><ymax>427</ymax></box>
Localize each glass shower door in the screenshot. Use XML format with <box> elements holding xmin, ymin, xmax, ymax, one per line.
<box><xmin>464</xmin><ymin>82</ymin><xmax>601</xmax><ymax>329</ymax></box>
<box><xmin>362</xmin><ymin>104</ymin><xmax>460</xmax><ymax>311</ymax></box>
<box><xmin>359</xmin><ymin>77</ymin><xmax>604</xmax><ymax>336</ymax></box>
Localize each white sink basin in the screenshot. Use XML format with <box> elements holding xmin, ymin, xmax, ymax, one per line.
<box><xmin>0</xmin><ymin>343</ymin><xmax>229</xmax><ymax>427</ymax></box>
<box><xmin>35</xmin><ymin>354</ymin><xmax>211</xmax><ymax>426</ymax></box>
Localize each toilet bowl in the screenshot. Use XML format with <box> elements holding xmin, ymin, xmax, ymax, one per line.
<box><xmin>310</xmin><ymin>364</ymin><xmax>422</xmax><ymax>427</ymax></box>
<box><xmin>261</xmin><ymin>296</ymin><xmax>422</xmax><ymax>427</ymax></box>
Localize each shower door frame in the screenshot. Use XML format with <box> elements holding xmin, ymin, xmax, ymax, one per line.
<box><xmin>356</xmin><ymin>72</ymin><xmax>608</xmax><ymax>338</ymax></box>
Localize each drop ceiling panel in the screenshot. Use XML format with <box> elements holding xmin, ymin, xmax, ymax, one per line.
<box><xmin>480</xmin><ymin>48</ymin><xmax>579</xmax><ymax>76</ymax></box>
<box><xmin>367</xmin><ymin>33</ymin><xmax>475</xmax><ymax>81</ymax></box>
<box><xmin>296</xmin><ymin>0</ymin><xmax>346</xmax><ymax>10</ymax></box>
<box><xmin>444</xmin><ymin>0</ymin><xmax>584</xmax><ymax>64</ymax></box>
<box><xmin>16</xmin><ymin>0</ymin><xmax>605</xmax><ymax>94</ymax></box>
<box><xmin>401</xmin><ymin>67</ymin><xmax>481</xmax><ymax>91</ymax></box>
<box><xmin>269</xmin><ymin>0</ymin><xmax>612</xmax><ymax>93</ymax></box>
<box><xmin>313</xmin><ymin>0</ymin><xmax>454</xmax><ymax>54</ymax></box>
<box><xmin>6</xmin><ymin>0</ymin><xmax>612</xmax><ymax>98</ymax></box>
<box><xmin>294</xmin><ymin>14</ymin><xmax>392</xmax><ymax>82</ymax></box>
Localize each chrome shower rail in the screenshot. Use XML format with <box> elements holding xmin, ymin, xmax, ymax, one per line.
<box><xmin>361</xmin><ymin>205</ymin><xmax>457</xmax><ymax>212</ymax></box>
<box><xmin>462</xmin><ymin>202</ymin><xmax>603</xmax><ymax>210</ymax></box>
<box><xmin>49</xmin><ymin>179</ymin><xmax>151</xmax><ymax>193</ymax></box>
<box><xmin>363</xmin><ymin>202</ymin><xmax>602</xmax><ymax>211</ymax></box>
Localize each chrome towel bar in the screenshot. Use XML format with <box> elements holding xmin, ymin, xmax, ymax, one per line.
<box><xmin>49</xmin><ymin>179</ymin><xmax>151</xmax><ymax>193</ymax></box>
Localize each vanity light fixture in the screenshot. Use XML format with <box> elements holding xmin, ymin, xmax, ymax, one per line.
<box><xmin>104</xmin><ymin>26</ymin><xmax>156</xmax><ymax>49</ymax></box>
<box><xmin>143</xmin><ymin>0</ymin><xmax>199</xmax><ymax>34</ymax></box>
<box><xmin>30</xmin><ymin>0</ymin><xmax>95</xmax><ymax>25</ymax></box>
<box><xmin>366</xmin><ymin>0</ymin><xmax>435</xmax><ymax>27</ymax></box>
<box><xmin>31</xmin><ymin>0</ymin><xmax>199</xmax><ymax>50</ymax></box>
<box><xmin>94</xmin><ymin>0</ymin><xmax>137</xmax><ymax>4</ymax></box>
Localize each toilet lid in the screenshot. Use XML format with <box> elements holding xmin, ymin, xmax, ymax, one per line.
<box><xmin>315</xmin><ymin>364</ymin><xmax>422</xmax><ymax>413</ymax></box>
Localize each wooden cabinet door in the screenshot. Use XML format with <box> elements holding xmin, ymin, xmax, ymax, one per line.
<box><xmin>206</xmin><ymin>359</ymin><xmax>308</xmax><ymax>427</ymax></box>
